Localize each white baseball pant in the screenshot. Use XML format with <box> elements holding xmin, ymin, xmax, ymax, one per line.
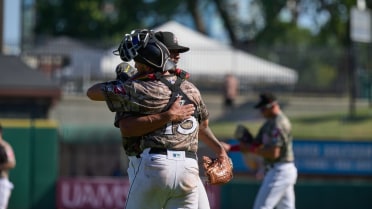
<box><xmin>253</xmin><ymin>162</ymin><xmax>297</xmax><ymax>209</ymax></box>
<box><xmin>127</xmin><ymin>155</ymin><xmax>210</xmax><ymax>209</ymax></box>
<box><xmin>0</xmin><ymin>178</ymin><xmax>13</xmax><ymax>209</ymax></box>
<box><xmin>125</xmin><ymin>148</ymin><xmax>200</xmax><ymax>209</ymax></box>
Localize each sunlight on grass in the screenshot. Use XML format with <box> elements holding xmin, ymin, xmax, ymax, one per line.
<box><xmin>210</xmin><ymin>107</ymin><xmax>372</xmax><ymax>141</ymax></box>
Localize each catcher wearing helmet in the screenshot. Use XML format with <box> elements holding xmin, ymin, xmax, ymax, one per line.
<box><xmin>87</xmin><ymin>30</ymin><xmax>232</xmax><ymax>209</ymax></box>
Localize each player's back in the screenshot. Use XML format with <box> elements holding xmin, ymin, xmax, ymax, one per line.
<box><xmin>138</xmin><ymin>77</ymin><xmax>207</xmax><ymax>153</ymax></box>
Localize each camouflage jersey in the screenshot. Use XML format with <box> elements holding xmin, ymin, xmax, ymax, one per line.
<box><xmin>255</xmin><ymin>111</ymin><xmax>294</xmax><ymax>165</ymax></box>
<box><xmin>108</xmin><ymin>72</ymin><xmax>209</xmax><ymax>154</ymax></box>
<box><xmin>114</xmin><ymin>112</ymin><xmax>142</xmax><ymax>157</ymax></box>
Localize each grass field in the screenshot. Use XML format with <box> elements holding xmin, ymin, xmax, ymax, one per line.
<box><xmin>50</xmin><ymin>93</ymin><xmax>372</xmax><ymax>141</ymax></box>
<box><xmin>207</xmin><ymin>94</ymin><xmax>372</xmax><ymax>141</ymax></box>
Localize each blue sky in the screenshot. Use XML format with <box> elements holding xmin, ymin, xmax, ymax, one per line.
<box><xmin>3</xmin><ymin>0</ymin><xmax>20</xmax><ymax>52</ymax></box>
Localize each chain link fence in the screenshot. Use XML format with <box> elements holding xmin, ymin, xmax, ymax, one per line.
<box><xmin>8</xmin><ymin>39</ymin><xmax>371</xmax><ymax>99</ymax></box>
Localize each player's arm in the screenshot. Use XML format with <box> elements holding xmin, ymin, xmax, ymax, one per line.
<box><xmin>86</xmin><ymin>83</ymin><xmax>106</xmax><ymax>101</ymax></box>
<box><xmin>254</xmin><ymin>145</ymin><xmax>280</xmax><ymax>160</ymax></box>
<box><xmin>254</xmin><ymin>125</ymin><xmax>284</xmax><ymax>160</ymax></box>
<box><xmin>198</xmin><ymin>119</ymin><xmax>228</xmax><ymax>158</ymax></box>
<box><xmin>119</xmin><ymin>97</ymin><xmax>195</xmax><ymax>137</ymax></box>
<box><xmin>87</xmin><ymin>62</ymin><xmax>136</xmax><ymax>101</ymax></box>
<box><xmin>230</xmin><ymin>140</ymin><xmax>279</xmax><ymax>160</ymax></box>
<box><xmin>0</xmin><ymin>143</ymin><xmax>15</xmax><ymax>170</ymax></box>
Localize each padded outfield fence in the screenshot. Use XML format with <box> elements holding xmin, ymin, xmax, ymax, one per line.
<box><xmin>2</xmin><ymin>120</ymin><xmax>372</xmax><ymax>209</ymax></box>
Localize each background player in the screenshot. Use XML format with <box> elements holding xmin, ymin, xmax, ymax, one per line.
<box><xmin>0</xmin><ymin>123</ymin><xmax>16</xmax><ymax>209</ymax></box>
<box><xmin>222</xmin><ymin>73</ymin><xmax>239</xmax><ymax>112</ymax></box>
<box><xmin>225</xmin><ymin>92</ymin><xmax>297</xmax><ymax>209</ymax></box>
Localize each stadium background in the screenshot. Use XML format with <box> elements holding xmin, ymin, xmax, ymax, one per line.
<box><xmin>1</xmin><ymin>1</ymin><xmax>372</xmax><ymax>208</ymax></box>
<box><xmin>1</xmin><ymin>93</ymin><xmax>372</xmax><ymax>209</ymax></box>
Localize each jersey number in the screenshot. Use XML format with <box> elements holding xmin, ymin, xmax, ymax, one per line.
<box><xmin>163</xmin><ymin>116</ymin><xmax>198</xmax><ymax>135</ymax></box>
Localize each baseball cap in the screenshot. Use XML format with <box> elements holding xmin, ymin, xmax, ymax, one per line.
<box><xmin>155</xmin><ymin>31</ymin><xmax>190</xmax><ymax>53</ymax></box>
<box><xmin>254</xmin><ymin>92</ymin><xmax>277</xmax><ymax>109</ymax></box>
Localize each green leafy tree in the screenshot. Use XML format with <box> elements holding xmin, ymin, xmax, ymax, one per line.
<box><xmin>34</xmin><ymin>0</ymin><xmax>371</xmax><ymax>94</ymax></box>
<box><xmin>211</xmin><ymin>0</ymin><xmax>371</xmax><ymax>93</ymax></box>
<box><xmin>34</xmin><ymin>0</ymin><xmax>186</xmax><ymax>45</ymax></box>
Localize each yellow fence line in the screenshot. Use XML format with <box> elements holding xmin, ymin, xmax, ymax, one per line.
<box><xmin>0</xmin><ymin>119</ymin><xmax>59</xmax><ymax>128</ymax></box>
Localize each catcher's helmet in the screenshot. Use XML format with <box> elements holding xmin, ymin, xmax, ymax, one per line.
<box><xmin>114</xmin><ymin>29</ymin><xmax>175</xmax><ymax>72</ymax></box>
<box><xmin>113</xmin><ymin>30</ymin><xmax>151</xmax><ymax>62</ymax></box>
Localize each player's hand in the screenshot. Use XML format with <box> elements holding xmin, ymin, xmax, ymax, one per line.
<box><xmin>239</xmin><ymin>141</ymin><xmax>249</xmax><ymax>152</ymax></box>
<box><xmin>167</xmin><ymin>97</ymin><xmax>195</xmax><ymax>122</ymax></box>
<box><xmin>239</xmin><ymin>142</ymin><xmax>259</xmax><ymax>153</ymax></box>
<box><xmin>220</xmin><ymin>141</ymin><xmax>232</xmax><ymax>152</ymax></box>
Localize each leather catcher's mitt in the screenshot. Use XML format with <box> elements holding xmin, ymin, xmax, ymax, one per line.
<box><xmin>0</xmin><ymin>145</ymin><xmax>8</xmax><ymax>164</ymax></box>
<box><xmin>115</xmin><ymin>62</ymin><xmax>137</xmax><ymax>82</ymax></box>
<box><xmin>234</xmin><ymin>124</ymin><xmax>254</xmax><ymax>144</ymax></box>
<box><xmin>202</xmin><ymin>155</ymin><xmax>233</xmax><ymax>185</ymax></box>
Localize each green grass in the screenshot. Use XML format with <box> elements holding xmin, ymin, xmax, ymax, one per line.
<box><xmin>210</xmin><ymin>107</ymin><xmax>372</xmax><ymax>141</ymax></box>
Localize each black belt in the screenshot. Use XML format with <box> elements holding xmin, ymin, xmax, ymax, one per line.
<box><xmin>127</xmin><ymin>154</ymin><xmax>141</xmax><ymax>158</ymax></box>
<box><xmin>149</xmin><ymin>148</ymin><xmax>197</xmax><ymax>160</ymax></box>
<box><xmin>267</xmin><ymin>161</ymin><xmax>293</xmax><ymax>169</ymax></box>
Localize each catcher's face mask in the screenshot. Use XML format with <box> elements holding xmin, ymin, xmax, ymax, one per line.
<box><xmin>114</xmin><ymin>29</ymin><xmax>176</xmax><ymax>72</ymax></box>
<box><xmin>113</xmin><ymin>29</ymin><xmax>152</xmax><ymax>61</ymax></box>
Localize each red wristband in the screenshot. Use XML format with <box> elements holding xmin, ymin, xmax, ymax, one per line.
<box><xmin>248</xmin><ymin>144</ymin><xmax>259</xmax><ymax>153</ymax></box>
<box><xmin>229</xmin><ymin>144</ymin><xmax>241</xmax><ymax>152</ymax></box>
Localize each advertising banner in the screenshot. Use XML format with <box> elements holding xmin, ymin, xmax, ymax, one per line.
<box><xmin>295</xmin><ymin>140</ymin><xmax>372</xmax><ymax>175</ymax></box>
<box><xmin>228</xmin><ymin>139</ymin><xmax>372</xmax><ymax>176</ymax></box>
<box><xmin>57</xmin><ymin>177</ymin><xmax>220</xmax><ymax>209</ymax></box>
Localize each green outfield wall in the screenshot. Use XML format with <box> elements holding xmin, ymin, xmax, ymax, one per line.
<box><xmin>1</xmin><ymin>119</ymin><xmax>59</xmax><ymax>209</ymax></box>
<box><xmin>220</xmin><ymin>178</ymin><xmax>372</xmax><ymax>209</ymax></box>
<box><xmin>2</xmin><ymin>120</ymin><xmax>372</xmax><ymax>209</ymax></box>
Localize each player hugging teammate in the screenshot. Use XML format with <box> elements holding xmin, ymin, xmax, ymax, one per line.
<box><xmin>87</xmin><ymin>29</ymin><xmax>232</xmax><ymax>209</ymax></box>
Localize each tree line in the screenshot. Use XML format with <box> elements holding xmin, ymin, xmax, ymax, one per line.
<box><xmin>34</xmin><ymin>0</ymin><xmax>372</xmax><ymax>97</ymax></box>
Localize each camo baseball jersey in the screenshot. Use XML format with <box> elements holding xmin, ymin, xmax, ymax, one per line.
<box><xmin>255</xmin><ymin>111</ymin><xmax>294</xmax><ymax>165</ymax></box>
<box><xmin>114</xmin><ymin>112</ymin><xmax>142</xmax><ymax>157</ymax></box>
<box><xmin>253</xmin><ymin>111</ymin><xmax>297</xmax><ymax>209</ymax></box>
<box><xmin>106</xmin><ymin>72</ymin><xmax>209</xmax><ymax>149</ymax></box>
<box><xmin>141</xmin><ymin>80</ymin><xmax>208</xmax><ymax>153</ymax></box>
<box><xmin>110</xmin><ymin>75</ymin><xmax>209</xmax><ymax>152</ymax></box>
<box><xmin>123</xmin><ymin>74</ymin><xmax>208</xmax><ymax>209</ymax></box>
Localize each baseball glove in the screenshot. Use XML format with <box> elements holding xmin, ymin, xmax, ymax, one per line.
<box><xmin>202</xmin><ymin>155</ymin><xmax>233</xmax><ymax>185</ymax></box>
<box><xmin>234</xmin><ymin>124</ymin><xmax>254</xmax><ymax>144</ymax></box>
<box><xmin>115</xmin><ymin>62</ymin><xmax>137</xmax><ymax>82</ymax></box>
<box><xmin>0</xmin><ymin>145</ymin><xmax>8</xmax><ymax>164</ymax></box>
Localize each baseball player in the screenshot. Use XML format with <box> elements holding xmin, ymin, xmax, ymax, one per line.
<box><xmin>87</xmin><ymin>30</ymin><xmax>229</xmax><ymax>209</ymax></box>
<box><xmin>88</xmin><ymin>62</ymin><xmax>193</xmax><ymax>184</ymax></box>
<box><xmin>0</xmin><ymin>123</ymin><xmax>16</xmax><ymax>209</ymax></box>
<box><xmin>223</xmin><ymin>73</ymin><xmax>239</xmax><ymax>112</ymax></box>
<box><xmin>154</xmin><ymin>30</ymin><xmax>211</xmax><ymax>209</ymax></box>
<box><xmin>87</xmin><ymin>31</ymin><xmax>194</xmax><ymax>184</ymax></box>
<box><xmin>115</xmin><ymin>31</ymin><xmax>210</xmax><ymax>209</ymax></box>
<box><xmin>113</xmin><ymin>62</ymin><xmax>193</xmax><ymax>184</ymax></box>
<box><xmin>226</xmin><ymin>92</ymin><xmax>297</xmax><ymax>209</ymax></box>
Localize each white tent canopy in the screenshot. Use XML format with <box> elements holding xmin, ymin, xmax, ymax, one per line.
<box><xmin>101</xmin><ymin>21</ymin><xmax>298</xmax><ymax>85</ymax></box>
